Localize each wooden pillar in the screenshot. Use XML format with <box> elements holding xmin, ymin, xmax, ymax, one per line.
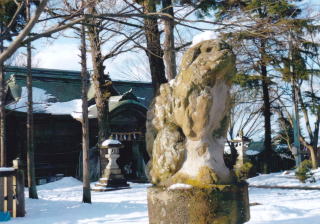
<box><xmin>13</xmin><ymin>158</ymin><xmax>25</xmax><ymax>217</ymax></box>
<box><xmin>15</xmin><ymin>169</ymin><xmax>25</xmax><ymax>217</ymax></box>
<box><xmin>6</xmin><ymin>176</ymin><xmax>13</xmax><ymax>215</ymax></box>
<box><xmin>0</xmin><ymin>177</ymin><xmax>3</xmax><ymax>212</ymax></box>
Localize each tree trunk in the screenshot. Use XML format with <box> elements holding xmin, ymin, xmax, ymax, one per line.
<box><xmin>291</xmin><ymin>81</ymin><xmax>301</xmax><ymax>166</ymax></box>
<box><xmin>87</xmin><ymin>6</ymin><xmax>113</xmax><ymax>176</ymax></box>
<box><xmin>87</xmin><ymin>8</ymin><xmax>111</xmax><ymax>145</ymax></box>
<box><xmin>141</xmin><ymin>0</ymin><xmax>167</xmax><ymax>94</ymax></box>
<box><xmin>80</xmin><ymin>23</ymin><xmax>91</xmax><ymax>204</ymax></box>
<box><xmin>0</xmin><ymin>24</ymin><xmax>6</xmax><ymax>167</ymax></box>
<box><xmin>311</xmin><ymin>111</ymin><xmax>319</xmax><ymax>169</ymax></box>
<box><xmin>289</xmin><ymin>35</ymin><xmax>302</xmax><ymax>167</ymax></box>
<box><xmin>162</xmin><ymin>0</ymin><xmax>176</xmax><ymax>80</ymax></box>
<box><xmin>309</xmin><ymin>146</ymin><xmax>318</xmax><ymax>169</ymax></box>
<box><xmin>26</xmin><ymin>0</ymin><xmax>38</xmax><ymax>199</ymax></box>
<box><xmin>300</xmin><ymin>136</ymin><xmax>318</xmax><ymax>169</ymax></box>
<box><xmin>260</xmin><ymin>41</ymin><xmax>272</xmax><ymax>174</ymax></box>
<box><xmin>313</xmin><ymin>111</ymin><xmax>319</xmax><ymax>167</ymax></box>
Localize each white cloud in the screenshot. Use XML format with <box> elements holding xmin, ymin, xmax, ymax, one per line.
<box><xmin>34</xmin><ymin>42</ymin><xmax>91</xmax><ymax>70</ymax></box>
<box><xmin>33</xmin><ymin>40</ymin><xmax>151</xmax><ymax>81</ymax></box>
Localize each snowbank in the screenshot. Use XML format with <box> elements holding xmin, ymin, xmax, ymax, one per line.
<box><xmin>248</xmin><ymin>168</ymin><xmax>320</xmax><ymax>188</ymax></box>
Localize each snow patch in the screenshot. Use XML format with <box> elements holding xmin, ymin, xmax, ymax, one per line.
<box><xmin>246</xmin><ymin>150</ymin><xmax>260</xmax><ymax>156</ymax></box>
<box><xmin>168</xmin><ymin>79</ymin><xmax>175</xmax><ymax>87</ymax></box>
<box><xmin>248</xmin><ymin>168</ymin><xmax>320</xmax><ymax>188</ymax></box>
<box><xmin>0</xmin><ymin>167</ymin><xmax>15</xmax><ymax>172</ymax></box>
<box><xmin>47</xmin><ymin>99</ymin><xmax>82</xmax><ymax>115</ymax></box>
<box><xmin>137</xmin><ymin>96</ymin><xmax>146</xmax><ymax>100</ymax></box>
<box><xmin>102</xmin><ymin>139</ymin><xmax>122</xmax><ymax>147</ymax></box>
<box><xmin>168</xmin><ymin>183</ymin><xmax>193</xmax><ymax>190</ymax></box>
<box><xmin>191</xmin><ymin>31</ymin><xmax>219</xmax><ymax>47</ymax></box>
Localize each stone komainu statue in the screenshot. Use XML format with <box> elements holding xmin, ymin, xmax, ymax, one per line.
<box><xmin>146</xmin><ymin>39</ymin><xmax>237</xmax><ymax>187</ymax></box>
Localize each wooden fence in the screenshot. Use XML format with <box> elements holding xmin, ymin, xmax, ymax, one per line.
<box><xmin>0</xmin><ymin>159</ymin><xmax>25</xmax><ymax>218</ymax></box>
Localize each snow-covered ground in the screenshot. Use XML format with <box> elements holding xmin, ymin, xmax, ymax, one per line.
<box><xmin>248</xmin><ymin>168</ymin><xmax>320</xmax><ymax>188</ymax></box>
<box><xmin>6</xmin><ymin>170</ymin><xmax>320</xmax><ymax>224</ymax></box>
<box><xmin>9</xmin><ymin>178</ymin><xmax>149</xmax><ymax>224</ymax></box>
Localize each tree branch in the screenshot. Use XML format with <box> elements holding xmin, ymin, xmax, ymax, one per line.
<box><xmin>0</xmin><ymin>0</ymin><xmax>48</xmax><ymax>64</ymax></box>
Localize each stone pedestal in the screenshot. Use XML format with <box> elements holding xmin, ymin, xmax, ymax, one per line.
<box><xmin>148</xmin><ymin>182</ymin><xmax>250</xmax><ymax>224</ymax></box>
<box><xmin>93</xmin><ymin>140</ymin><xmax>129</xmax><ymax>192</ymax></box>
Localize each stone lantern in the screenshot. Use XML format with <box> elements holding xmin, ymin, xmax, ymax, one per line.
<box><xmin>233</xmin><ymin>134</ymin><xmax>251</xmax><ymax>169</ymax></box>
<box><xmin>93</xmin><ymin>139</ymin><xmax>129</xmax><ymax>191</ymax></box>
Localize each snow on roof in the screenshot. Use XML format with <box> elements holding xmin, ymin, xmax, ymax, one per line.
<box><xmin>7</xmin><ymin>86</ymin><xmax>146</xmax><ymax>121</ymax></box>
<box><xmin>6</xmin><ymin>86</ymin><xmax>82</xmax><ymax>115</ymax></box>
<box><xmin>71</xmin><ymin>104</ymin><xmax>97</xmax><ymax>121</ymax></box>
<box><xmin>191</xmin><ymin>31</ymin><xmax>219</xmax><ymax>47</ymax></box>
<box><xmin>102</xmin><ymin>139</ymin><xmax>122</xmax><ymax>147</ymax></box>
<box><xmin>47</xmin><ymin>99</ymin><xmax>82</xmax><ymax>115</ymax></box>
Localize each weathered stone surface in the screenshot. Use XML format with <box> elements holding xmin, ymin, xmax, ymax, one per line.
<box><xmin>146</xmin><ymin>39</ymin><xmax>237</xmax><ymax>187</ymax></box>
<box><xmin>147</xmin><ymin>183</ymin><xmax>250</xmax><ymax>224</ymax></box>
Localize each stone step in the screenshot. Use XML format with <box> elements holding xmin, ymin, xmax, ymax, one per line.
<box><xmin>96</xmin><ymin>179</ymin><xmax>129</xmax><ymax>188</ymax></box>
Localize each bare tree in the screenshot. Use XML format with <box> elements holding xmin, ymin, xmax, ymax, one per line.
<box><xmin>0</xmin><ymin>0</ymin><xmax>48</xmax><ymax>64</ymax></box>
<box><xmin>81</xmin><ymin>1</ymin><xmax>143</xmax><ymax>144</ymax></box>
<box><xmin>227</xmin><ymin>86</ymin><xmax>264</xmax><ymax>166</ymax></box>
<box><xmin>228</xmin><ymin>87</ymin><xmax>264</xmax><ymax>141</ymax></box>
<box><xmin>275</xmin><ymin>76</ymin><xmax>320</xmax><ymax>169</ymax></box>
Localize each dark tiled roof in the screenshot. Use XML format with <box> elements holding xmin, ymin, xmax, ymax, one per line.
<box><xmin>4</xmin><ymin>66</ymin><xmax>153</xmax><ymax>107</ymax></box>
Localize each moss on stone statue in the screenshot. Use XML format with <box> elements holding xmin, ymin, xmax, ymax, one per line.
<box><xmin>198</xmin><ymin>166</ymin><xmax>219</xmax><ymax>184</ymax></box>
<box><xmin>147</xmin><ymin>182</ymin><xmax>250</xmax><ymax>224</ymax></box>
<box><xmin>169</xmin><ymin>166</ymin><xmax>221</xmax><ymax>188</ymax></box>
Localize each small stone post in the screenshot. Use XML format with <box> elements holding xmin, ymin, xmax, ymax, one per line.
<box><xmin>92</xmin><ymin>139</ymin><xmax>129</xmax><ymax>191</ymax></box>
<box><xmin>146</xmin><ymin>39</ymin><xmax>250</xmax><ymax>224</ymax></box>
